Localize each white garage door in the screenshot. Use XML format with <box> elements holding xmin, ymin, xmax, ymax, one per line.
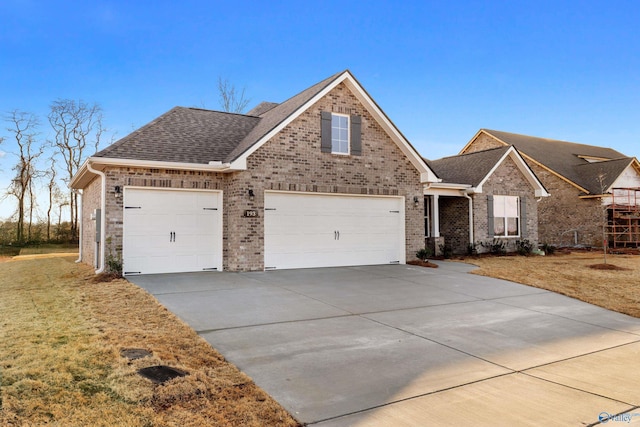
<box><xmin>123</xmin><ymin>188</ymin><xmax>222</xmax><ymax>275</ymax></box>
<box><xmin>264</xmin><ymin>192</ymin><xmax>405</xmax><ymax>270</ymax></box>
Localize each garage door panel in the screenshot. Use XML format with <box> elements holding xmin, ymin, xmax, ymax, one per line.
<box><xmin>123</xmin><ymin>189</ymin><xmax>222</xmax><ymax>275</ymax></box>
<box><xmin>265</xmin><ymin>193</ymin><xmax>404</xmax><ymax>270</ymax></box>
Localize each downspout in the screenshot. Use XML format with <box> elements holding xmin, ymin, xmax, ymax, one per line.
<box><xmin>86</xmin><ymin>162</ymin><xmax>106</xmax><ymax>274</ymax></box>
<box><xmin>75</xmin><ymin>189</ymin><xmax>83</xmax><ymax>263</ymax></box>
<box><xmin>463</xmin><ymin>189</ymin><xmax>474</xmax><ymax>247</ymax></box>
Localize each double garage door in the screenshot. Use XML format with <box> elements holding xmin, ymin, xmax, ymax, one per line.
<box><xmin>264</xmin><ymin>192</ymin><xmax>405</xmax><ymax>270</ymax></box>
<box><xmin>123</xmin><ymin>189</ymin><xmax>405</xmax><ymax>274</ymax></box>
<box><xmin>123</xmin><ymin>188</ymin><xmax>223</xmax><ymax>275</ymax></box>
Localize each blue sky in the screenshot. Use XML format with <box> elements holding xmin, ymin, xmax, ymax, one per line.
<box><xmin>1</xmin><ymin>0</ymin><xmax>640</xmax><ymax>219</ymax></box>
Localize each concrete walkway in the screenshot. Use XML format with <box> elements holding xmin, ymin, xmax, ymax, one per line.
<box><xmin>130</xmin><ymin>262</ymin><xmax>640</xmax><ymax>426</ymax></box>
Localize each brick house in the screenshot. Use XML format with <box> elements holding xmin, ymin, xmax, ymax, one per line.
<box><xmin>424</xmin><ymin>146</ymin><xmax>549</xmax><ymax>254</ymax></box>
<box><xmin>70</xmin><ymin>70</ymin><xmax>440</xmax><ymax>274</ymax></box>
<box><xmin>460</xmin><ymin>129</ymin><xmax>640</xmax><ymax>247</ymax></box>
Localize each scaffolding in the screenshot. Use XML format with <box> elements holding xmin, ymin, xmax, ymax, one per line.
<box><xmin>607</xmin><ymin>188</ymin><xmax>640</xmax><ymax>248</ymax></box>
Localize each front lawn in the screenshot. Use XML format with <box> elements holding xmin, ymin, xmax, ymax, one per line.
<box><xmin>0</xmin><ymin>256</ymin><xmax>299</xmax><ymax>426</ymax></box>
<box><xmin>461</xmin><ymin>251</ymin><xmax>640</xmax><ymax>318</ymax></box>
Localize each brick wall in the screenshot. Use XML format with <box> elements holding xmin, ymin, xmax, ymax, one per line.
<box><xmin>88</xmin><ymin>82</ymin><xmax>424</xmax><ymax>272</ymax></box>
<box><xmin>439</xmin><ymin>197</ymin><xmax>470</xmax><ymax>254</ymax></box>
<box><xmin>464</xmin><ymin>133</ymin><xmax>603</xmax><ymax>248</ymax></box>
<box><xmin>462</xmin><ymin>133</ymin><xmax>505</xmax><ymax>153</ymax></box>
<box><xmin>531</xmin><ymin>164</ymin><xmax>604</xmax><ymax>246</ymax></box>
<box><xmin>472</xmin><ymin>156</ymin><xmax>539</xmax><ymax>253</ymax></box>
<box><xmin>80</xmin><ymin>176</ymin><xmax>101</xmax><ymax>267</ymax></box>
<box><xmin>228</xmin><ymin>82</ymin><xmax>424</xmax><ymax>270</ymax></box>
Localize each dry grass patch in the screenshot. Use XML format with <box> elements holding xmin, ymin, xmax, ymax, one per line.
<box><xmin>461</xmin><ymin>252</ymin><xmax>640</xmax><ymax>318</ymax></box>
<box><xmin>0</xmin><ymin>256</ymin><xmax>299</xmax><ymax>426</ymax></box>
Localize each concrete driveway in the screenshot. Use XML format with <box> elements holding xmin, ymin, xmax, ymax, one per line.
<box><xmin>129</xmin><ymin>262</ymin><xmax>640</xmax><ymax>426</ymax></box>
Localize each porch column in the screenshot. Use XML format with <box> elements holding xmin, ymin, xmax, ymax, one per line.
<box><xmin>431</xmin><ymin>194</ymin><xmax>440</xmax><ymax>237</ymax></box>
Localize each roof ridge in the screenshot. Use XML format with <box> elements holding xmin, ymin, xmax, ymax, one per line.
<box><xmin>483</xmin><ymin>128</ymin><xmax>575</xmax><ymax>144</ymax></box>
<box><xmin>182</xmin><ymin>106</ymin><xmax>258</xmax><ymax>117</ymax></box>
<box><xmin>434</xmin><ymin>145</ymin><xmax>510</xmax><ymax>161</ymax></box>
<box><xmin>483</xmin><ymin>128</ymin><xmax>626</xmax><ymax>153</ymax></box>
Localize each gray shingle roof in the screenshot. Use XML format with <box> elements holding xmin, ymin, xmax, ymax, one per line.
<box><xmin>482</xmin><ymin>129</ymin><xmax>632</xmax><ymax>194</ymax></box>
<box><xmin>427</xmin><ymin>146</ymin><xmax>512</xmax><ymax>186</ymax></box>
<box><xmin>575</xmin><ymin>158</ymin><xmax>635</xmax><ymax>194</ymax></box>
<box><xmin>95</xmin><ymin>107</ymin><xmax>260</xmax><ymax>163</ymax></box>
<box><xmin>95</xmin><ymin>71</ymin><xmax>347</xmax><ymax>164</ymax></box>
<box><xmin>246</xmin><ymin>102</ymin><xmax>279</xmax><ymax>116</ymax></box>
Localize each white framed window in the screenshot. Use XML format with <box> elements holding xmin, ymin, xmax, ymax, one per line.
<box><xmin>331</xmin><ymin>114</ymin><xmax>349</xmax><ymax>154</ymax></box>
<box><xmin>493</xmin><ymin>195</ymin><xmax>519</xmax><ymax>237</ymax></box>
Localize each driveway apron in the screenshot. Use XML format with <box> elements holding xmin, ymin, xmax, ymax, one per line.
<box><xmin>130</xmin><ymin>262</ymin><xmax>640</xmax><ymax>426</ymax></box>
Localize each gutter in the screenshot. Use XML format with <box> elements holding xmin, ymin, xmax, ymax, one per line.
<box><xmin>86</xmin><ymin>162</ymin><xmax>106</xmax><ymax>274</ymax></box>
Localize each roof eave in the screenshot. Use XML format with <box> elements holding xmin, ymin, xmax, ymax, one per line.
<box><xmin>70</xmin><ymin>156</ymin><xmax>243</xmax><ymax>189</ymax></box>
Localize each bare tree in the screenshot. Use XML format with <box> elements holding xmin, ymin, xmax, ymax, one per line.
<box><xmin>48</xmin><ymin>99</ymin><xmax>104</xmax><ymax>240</ymax></box>
<box><xmin>596</xmin><ymin>171</ymin><xmax>609</xmax><ymax>264</ymax></box>
<box><xmin>217</xmin><ymin>77</ymin><xmax>251</xmax><ymax>113</ymax></box>
<box><xmin>45</xmin><ymin>157</ymin><xmax>59</xmax><ymax>241</ymax></box>
<box><xmin>5</xmin><ymin>110</ymin><xmax>43</xmax><ymax>243</ymax></box>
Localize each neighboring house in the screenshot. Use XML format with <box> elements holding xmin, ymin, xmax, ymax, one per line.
<box><xmin>424</xmin><ymin>146</ymin><xmax>549</xmax><ymax>254</ymax></box>
<box><xmin>70</xmin><ymin>70</ymin><xmax>440</xmax><ymax>274</ymax></box>
<box><xmin>460</xmin><ymin>129</ymin><xmax>640</xmax><ymax>247</ymax></box>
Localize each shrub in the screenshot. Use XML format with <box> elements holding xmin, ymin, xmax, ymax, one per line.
<box><xmin>481</xmin><ymin>239</ymin><xmax>507</xmax><ymax>255</ymax></box>
<box><xmin>542</xmin><ymin>243</ymin><xmax>556</xmax><ymax>255</ymax></box>
<box><xmin>416</xmin><ymin>247</ymin><xmax>433</xmax><ymax>261</ymax></box>
<box><xmin>516</xmin><ymin>239</ymin><xmax>534</xmax><ymax>256</ymax></box>
<box><xmin>438</xmin><ymin>243</ymin><xmax>453</xmax><ymax>259</ymax></box>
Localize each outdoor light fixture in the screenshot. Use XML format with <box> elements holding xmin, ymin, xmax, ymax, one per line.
<box><xmin>248</xmin><ymin>189</ymin><xmax>255</xmax><ymax>201</ymax></box>
<box><xmin>114</xmin><ymin>186</ymin><xmax>121</xmax><ymax>198</ymax></box>
<box><xmin>413</xmin><ymin>196</ymin><xmax>420</xmax><ymax>206</ymax></box>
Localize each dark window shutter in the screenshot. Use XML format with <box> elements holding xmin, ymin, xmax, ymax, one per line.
<box><xmin>487</xmin><ymin>195</ymin><xmax>494</xmax><ymax>236</ymax></box>
<box><xmin>321</xmin><ymin>111</ymin><xmax>332</xmax><ymax>153</ymax></box>
<box><xmin>350</xmin><ymin>115</ymin><xmax>362</xmax><ymax>156</ymax></box>
<box><xmin>519</xmin><ymin>197</ymin><xmax>527</xmax><ymax>238</ymax></box>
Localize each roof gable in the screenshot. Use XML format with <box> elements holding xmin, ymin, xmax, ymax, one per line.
<box><xmin>463</xmin><ymin>129</ymin><xmax>632</xmax><ymax>195</ymax></box>
<box><xmin>86</xmin><ymin>70</ymin><xmax>436</xmax><ymax>183</ymax></box>
<box><xmin>226</xmin><ymin>70</ymin><xmax>437</xmax><ymax>182</ymax></box>
<box><xmin>580</xmin><ymin>157</ymin><xmax>639</xmax><ymax>194</ymax></box>
<box><xmin>428</xmin><ymin>146</ymin><xmax>548</xmax><ymax>197</ymax></box>
<box><xmin>224</xmin><ymin>71</ymin><xmax>345</xmax><ymax>162</ymax></box>
<box><xmin>428</xmin><ymin>146</ymin><xmax>511</xmax><ymax>186</ymax></box>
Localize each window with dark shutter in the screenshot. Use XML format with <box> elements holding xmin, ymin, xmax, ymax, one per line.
<box><xmin>321</xmin><ymin>111</ymin><xmax>332</xmax><ymax>153</ymax></box>
<box><xmin>487</xmin><ymin>195</ymin><xmax>494</xmax><ymax>236</ymax></box>
<box><xmin>519</xmin><ymin>197</ymin><xmax>527</xmax><ymax>238</ymax></box>
<box><xmin>350</xmin><ymin>115</ymin><xmax>362</xmax><ymax>156</ymax></box>
<box><xmin>321</xmin><ymin>112</ymin><xmax>362</xmax><ymax>156</ymax></box>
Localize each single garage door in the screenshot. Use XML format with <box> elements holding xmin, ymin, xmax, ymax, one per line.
<box><xmin>264</xmin><ymin>192</ymin><xmax>405</xmax><ymax>270</ymax></box>
<box><xmin>123</xmin><ymin>188</ymin><xmax>222</xmax><ymax>275</ymax></box>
